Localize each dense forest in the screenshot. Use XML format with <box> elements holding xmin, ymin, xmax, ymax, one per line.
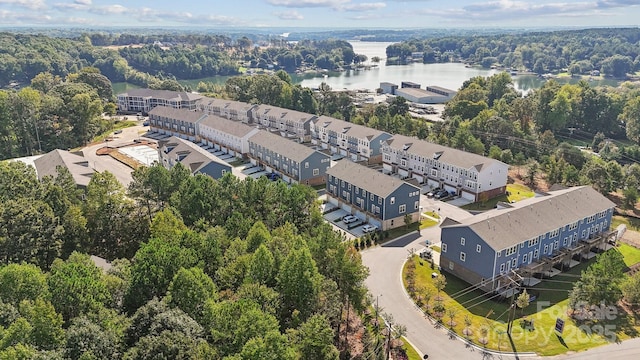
<box><xmin>0</xmin><ymin>159</ymin><xmax>375</xmax><ymax>359</ymax></box>
<box><xmin>387</xmin><ymin>28</ymin><xmax>640</xmax><ymax>77</ymax></box>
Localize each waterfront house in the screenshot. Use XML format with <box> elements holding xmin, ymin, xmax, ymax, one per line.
<box><xmin>251</xmin><ymin>105</ymin><xmax>317</xmax><ymax>143</ymax></box>
<box><xmin>439</xmin><ymin>186</ymin><xmax>616</xmax><ymax>295</ymax></box>
<box><xmin>198</xmin><ymin>97</ymin><xmax>257</xmax><ymax>124</ymax></box>
<box><xmin>116</xmin><ymin>89</ymin><xmax>203</xmax><ymax>115</ymax></box>
<box><xmin>148</xmin><ymin>106</ymin><xmax>207</xmax><ymax>142</ymax></box>
<box><xmin>326</xmin><ymin>160</ymin><xmax>421</xmax><ymax>230</ymax></box>
<box><xmin>198</xmin><ymin>114</ymin><xmax>260</xmax><ymax>158</ymax></box>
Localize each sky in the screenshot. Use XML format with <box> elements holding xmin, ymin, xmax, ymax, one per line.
<box><xmin>0</xmin><ymin>0</ymin><xmax>639</xmax><ymax>29</ymax></box>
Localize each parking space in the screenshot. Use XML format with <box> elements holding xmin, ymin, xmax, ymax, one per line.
<box><xmin>321</xmin><ymin>207</ymin><xmax>377</xmax><ymax>238</ymax></box>
<box><xmin>249</xmin><ymin>170</ymin><xmax>269</xmax><ymax>179</ymax></box>
<box><xmin>217</xmin><ymin>154</ymin><xmax>234</xmax><ymax>161</ymax></box>
<box><xmin>242</xmin><ymin>166</ymin><xmax>263</xmax><ymax>175</ymax></box>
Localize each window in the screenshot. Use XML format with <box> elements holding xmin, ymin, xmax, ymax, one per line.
<box><xmin>390</xmin><ymin>197</ymin><xmax>395</xmax><ymax>204</ymax></box>
<box><xmin>497</xmin><ymin>250</ymin><xmax>501</xmax><ymax>257</ymax></box>
<box><xmin>442</xmin><ymin>243</ymin><xmax>447</xmax><ymax>252</ymax></box>
<box><xmin>461</xmin><ymin>238</ymin><xmax>466</xmax><ymax>246</ymax></box>
<box><xmin>534</xmin><ymin>249</ymin><xmax>539</xmax><ymax>258</ymax></box>
<box><xmin>554</xmin><ymin>240</ymin><xmax>559</xmax><ymax>250</ymax></box>
<box><xmin>563</xmin><ymin>237</ymin><xmax>567</xmax><ymax>246</ymax></box>
<box><xmin>460</xmin><ymin>252</ymin><xmax>466</xmax><ymax>262</ymax></box>
<box><xmin>414</xmin><ymin>201</ymin><xmax>419</xmax><ymax>210</ymax></box>
<box><xmin>523</xmin><ymin>254</ymin><xmax>528</xmax><ymax>263</ymax></box>
<box><xmin>370</xmin><ymin>193</ymin><xmax>374</xmax><ymax>201</ymax></box>
<box><xmin>476</xmin><ymin>244</ymin><xmax>482</xmax><ymax>253</ymax></box>
<box><xmin>500</xmin><ymin>263</ymin><xmax>505</xmax><ymax>273</ymax></box>
<box><xmin>399</xmin><ymin>204</ymin><xmax>406</xmax><ymax>214</ymax></box>
<box><xmin>512</xmin><ymin>258</ymin><xmax>517</xmax><ymax>267</ymax></box>
<box><xmin>544</xmin><ymin>244</ymin><xmax>549</xmax><ymax>254</ymax></box>
<box><xmin>313</xmin><ymin>169</ymin><xmax>319</xmax><ymax>176</ymax></box>
<box><xmin>305</xmin><ymin>162</ymin><xmax>309</xmax><ymax>168</ymax></box>
<box><xmin>449</xmin><ymin>261</ymin><xmax>454</xmax><ymax>270</ymax></box>
<box><xmin>505</xmin><ymin>245</ymin><xmax>517</xmax><ymax>256</ymax></box>
<box><xmin>378</xmin><ymin>197</ymin><xmax>382</xmax><ymax>205</ymax></box>
<box><xmin>348</xmin><ymin>184</ymin><xmax>352</xmax><ymax>190</ymax></box>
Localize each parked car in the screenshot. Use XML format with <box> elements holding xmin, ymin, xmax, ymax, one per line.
<box><xmin>426</xmin><ymin>188</ymin><xmax>441</xmax><ymax>198</ymax></box>
<box><xmin>435</xmin><ymin>189</ymin><xmax>449</xmax><ymax>199</ymax></box>
<box><xmin>342</xmin><ymin>215</ymin><xmax>358</xmax><ymax>224</ymax></box>
<box><xmin>142</xmin><ymin>121</ymin><xmax>149</xmax><ymax>126</ymax></box>
<box><xmin>267</xmin><ymin>173</ymin><xmax>280</xmax><ymax>181</ymax></box>
<box><xmin>114</xmin><ymin>129</ymin><xmax>123</xmax><ymax>134</ymax></box>
<box><xmin>362</xmin><ymin>224</ymin><xmax>378</xmax><ymax>233</ymax></box>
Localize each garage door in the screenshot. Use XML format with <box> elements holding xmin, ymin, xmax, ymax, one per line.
<box><xmin>341</xmin><ymin>203</ymin><xmax>352</xmax><ymax>213</ymax></box>
<box><xmin>413</xmin><ymin>174</ymin><xmax>424</xmax><ymax>183</ymax></box>
<box><xmin>462</xmin><ymin>191</ymin><xmax>476</xmax><ymax>201</ymax></box>
<box><xmin>398</xmin><ymin>169</ymin><xmax>409</xmax><ymax>177</ymax></box>
<box><xmin>354</xmin><ymin>210</ymin><xmax>366</xmax><ymax>221</ymax></box>
<box><xmin>444</xmin><ymin>185</ymin><xmax>456</xmax><ymax>193</ymax></box>
<box><xmin>383</xmin><ymin>164</ymin><xmax>394</xmax><ymax>173</ymax></box>
<box><xmin>282</xmin><ymin>175</ymin><xmax>291</xmax><ymax>183</ymax></box>
<box><xmin>427</xmin><ymin>179</ymin><xmax>439</xmax><ymax>188</ymax></box>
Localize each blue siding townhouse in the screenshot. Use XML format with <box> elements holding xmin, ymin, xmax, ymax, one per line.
<box><xmin>158</xmin><ymin>136</ymin><xmax>231</xmax><ymax>179</ymax></box>
<box><xmin>440</xmin><ymin>186</ymin><xmax>616</xmax><ymax>295</ymax></box>
<box><xmin>248</xmin><ymin>130</ymin><xmax>330</xmax><ymax>186</ymax></box>
<box><xmin>326</xmin><ymin>160</ymin><xmax>421</xmax><ymax>230</ymax></box>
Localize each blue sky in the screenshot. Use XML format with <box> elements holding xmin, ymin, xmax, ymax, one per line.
<box><xmin>0</xmin><ymin>0</ymin><xmax>639</xmax><ymax>28</ymax></box>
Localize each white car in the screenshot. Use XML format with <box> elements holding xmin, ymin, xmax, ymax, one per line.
<box><xmin>362</xmin><ymin>224</ymin><xmax>378</xmax><ymax>233</ymax></box>
<box><xmin>342</xmin><ymin>215</ymin><xmax>358</xmax><ymax>224</ymax></box>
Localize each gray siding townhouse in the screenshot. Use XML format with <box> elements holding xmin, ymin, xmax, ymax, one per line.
<box><xmin>158</xmin><ymin>136</ymin><xmax>231</xmax><ymax>179</ymax></box>
<box><xmin>440</xmin><ymin>186</ymin><xmax>616</xmax><ymax>295</ymax></box>
<box><xmin>311</xmin><ymin>116</ymin><xmax>392</xmax><ymax>164</ymax></box>
<box><xmin>198</xmin><ymin>97</ymin><xmax>257</xmax><ymax>124</ymax></box>
<box><xmin>251</xmin><ymin>105</ymin><xmax>317</xmax><ymax>142</ymax></box>
<box><xmin>116</xmin><ymin>89</ymin><xmax>203</xmax><ymax>115</ymax></box>
<box><xmin>326</xmin><ymin>160</ymin><xmax>421</xmax><ymax>230</ymax></box>
<box><xmin>381</xmin><ymin>134</ymin><xmax>508</xmax><ymax>201</ymax></box>
<box><xmin>248</xmin><ymin>131</ymin><xmax>330</xmax><ymax>186</ymax></box>
<box><xmin>198</xmin><ymin>114</ymin><xmax>260</xmax><ymax>158</ymax></box>
<box><xmin>148</xmin><ymin>106</ymin><xmax>208</xmax><ymax>142</ymax></box>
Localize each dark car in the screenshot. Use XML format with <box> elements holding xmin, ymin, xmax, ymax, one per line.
<box><xmin>267</xmin><ymin>173</ymin><xmax>280</xmax><ymax>181</ymax></box>
<box><xmin>435</xmin><ymin>189</ymin><xmax>449</xmax><ymax>199</ymax></box>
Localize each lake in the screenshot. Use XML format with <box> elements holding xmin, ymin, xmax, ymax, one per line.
<box><xmin>113</xmin><ymin>41</ymin><xmax>621</xmax><ymax>95</ymax></box>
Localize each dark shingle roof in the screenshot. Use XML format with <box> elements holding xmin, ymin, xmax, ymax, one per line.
<box><xmin>121</xmin><ymin>89</ymin><xmax>203</xmax><ymax>102</ymax></box>
<box><xmin>326</xmin><ymin>160</ymin><xmax>420</xmax><ymax>198</ymax></box>
<box><xmin>248</xmin><ymin>131</ymin><xmax>322</xmax><ymax>162</ymax></box>
<box><xmin>159</xmin><ymin>136</ymin><xmax>229</xmax><ymax>173</ymax></box>
<box><xmin>314</xmin><ymin>116</ymin><xmax>390</xmax><ymax>141</ymax></box>
<box><xmin>148</xmin><ymin>106</ymin><xmax>208</xmax><ymax>124</ymax></box>
<box><xmin>199</xmin><ymin>114</ymin><xmax>258</xmax><ymax>138</ymax></box>
<box><xmin>443</xmin><ymin>186</ymin><xmax>616</xmax><ymax>251</ymax></box>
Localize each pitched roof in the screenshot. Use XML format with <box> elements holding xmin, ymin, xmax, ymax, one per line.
<box><xmin>120</xmin><ymin>89</ymin><xmax>203</xmax><ymax>102</ymax></box>
<box><xmin>199</xmin><ymin>97</ymin><xmax>255</xmax><ymax>113</ymax></box>
<box><xmin>326</xmin><ymin>160</ymin><xmax>420</xmax><ymax>198</ymax></box>
<box><xmin>33</xmin><ymin>149</ymin><xmax>93</xmax><ymax>186</ymax></box>
<box><xmin>159</xmin><ymin>136</ymin><xmax>229</xmax><ymax>173</ymax></box>
<box><xmin>199</xmin><ymin>114</ymin><xmax>258</xmax><ymax>138</ymax></box>
<box><xmin>248</xmin><ymin>131</ymin><xmax>323</xmax><ymax>162</ymax></box>
<box><xmin>148</xmin><ymin>106</ymin><xmax>208</xmax><ymax>124</ymax></box>
<box><xmin>442</xmin><ymin>186</ymin><xmax>616</xmax><ymax>251</ymax></box>
<box><xmin>254</xmin><ymin>105</ymin><xmax>317</xmax><ymax>124</ymax></box>
<box><xmin>314</xmin><ymin>116</ymin><xmax>390</xmax><ymax>141</ymax></box>
<box><xmin>384</xmin><ymin>134</ymin><xmax>505</xmax><ymax>171</ymax></box>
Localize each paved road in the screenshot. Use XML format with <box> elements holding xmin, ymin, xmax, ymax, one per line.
<box><xmin>82</xmin><ymin>124</ymin><xmax>152</xmax><ymax>187</ymax></box>
<box><xmin>361</xmin><ymin>196</ymin><xmax>640</xmax><ymax>359</ymax></box>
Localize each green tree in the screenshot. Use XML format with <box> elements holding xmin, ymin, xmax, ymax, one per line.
<box><xmin>47</xmin><ymin>252</ymin><xmax>110</xmax><ymax>322</ymax></box>
<box><xmin>515</xmin><ymin>289</ymin><xmax>530</xmax><ymax>316</ymax></box>
<box><xmin>234</xmin><ymin>330</ymin><xmax>296</xmax><ymax>360</ymax></box>
<box><xmin>64</xmin><ymin>317</ymin><xmax>119</xmax><ymax>360</ymax></box>
<box><xmin>291</xmin><ymin>314</ymin><xmax>339</xmax><ymax>360</ymax></box>
<box><xmin>166</xmin><ymin>267</ymin><xmax>217</xmax><ymax>322</ymax></box>
<box><xmin>0</xmin><ymin>263</ymin><xmax>49</xmax><ymax>305</ymax></box>
<box><xmin>569</xmin><ymin>250</ymin><xmax>626</xmax><ymax>307</ymax></box>
<box><xmin>277</xmin><ymin>248</ymin><xmax>322</xmax><ymax>326</ymax></box>
<box><xmin>622</xmin><ymin>96</ymin><xmax>640</xmax><ymax>144</ymax></box>
<box><xmin>621</xmin><ymin>272</ymin><xmax>640</xmax><ymax>305</ymax></box>
<box><xmin>246</xmin><ymin>244</ymin><xmax>275</xmax><ymax>286</ymax></box>
<box><xmin>19</xmin><ymin>298</ymin><xmax>65</xmax><ymax>351</ymax></box>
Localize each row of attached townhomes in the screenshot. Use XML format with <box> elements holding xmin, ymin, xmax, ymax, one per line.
<box><xmin>158</xmin><ymin>136</ymin><xmax>232</xmax><ymax>179</ymax></box>
<box><xmin>117</xmin><ymin>89</ymin><xmax>203</xmax><ymax>115</ymax></box>
<box><xmin>381</xmin><ymin>134</ymin><xmax>509</xmax><ymax>202</ymax></box>
<box><xmin>439</xmin><ymin>186</ymin><xmax>616</xmax><ymax>295</ymax></box>
<box><xmin>326</xmin><ymin>160</ymin><xmax>422</xmax><ymax>230</ymax></box>
<box><xmin>129</xmin><ymin>89</ymin><xmax>510</xmax><ymax>230</ymax></box>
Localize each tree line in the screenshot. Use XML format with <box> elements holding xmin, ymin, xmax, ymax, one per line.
<box><xmin>387</xmin><ymin>28</ymin><xmax>640</xmax><ymax>77</ymax></box>
<box><xmin>0</xmin><ymin>159</ymin><xmax>374</xmax><ymax>359</ymax></box>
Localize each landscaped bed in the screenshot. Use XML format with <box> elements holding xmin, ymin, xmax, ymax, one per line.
<box><xmin>403</xmin><ymin>248</ymin><xmax>640</xmax><ymax>356</ymax></box>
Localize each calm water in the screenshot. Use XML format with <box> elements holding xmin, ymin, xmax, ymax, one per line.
<box><xmin>113</xmin><ymin>41</ymin><xmax>621</xmax><ymax>94</ymax></box>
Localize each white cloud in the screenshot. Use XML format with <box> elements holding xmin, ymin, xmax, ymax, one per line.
<box><xmin>342</xmin><ymin>2</ymin><xmax>386</xmax><ymax>11</ymax></box>
<box><xmin>89</xmin><ymin>4</ymin><xmax>127</xmax><ymax>15</ymax></box>
<box><xmin>0</xmin><ymin>0</ymin><xmax>45</xmax><ymax>10</ymax></box>
<box><xmin>274</xmin><ymin>10</ymin><xmax>304</xmax><ymax>19</ymax></box>
<box><xmin>75</xmin><ymin>0</ymin><xmax>91</xmax><ymax>4</ymax></box>
<box><xmin>268</xmin><ymin>0</ymin><xmax>350</xmax><ymax>8</ymax></box>
<box><xmin>134</xmin><ymin>9</ymin><xmax>245</xmax><ymax>26</ymax></box>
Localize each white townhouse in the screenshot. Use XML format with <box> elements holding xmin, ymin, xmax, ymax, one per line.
<box><xmin>382</xmin><ymin>134</ymin><xmax>508</xmax><ymax>201</ymax></box>
<box><xmin>311</xmin><ymin>115</ymin><xmax>392</xmax><ymax>164</ymax></box>
<box><xmin>198</xmin><ymin>114</ymin><xmax>260</xmax><ymax>158</ymax></box>
<box><xmin>198</xmin><ymin>97</ymin><xmax>257</xmax><ymax>124</ymax></box>
<box><xmin>148</xmin><ymin>106</ymin><xmax>208</xmax><ymax>142</ymax></box>
<box><xmin>251</xmin><ymin>105</ymin><xmax>317</xmax><ymax>143</ymax></box>
<box><xmin>117</xmin><ymin>89</ymin><xmax>203</xmax><ymax>115</ymax></box>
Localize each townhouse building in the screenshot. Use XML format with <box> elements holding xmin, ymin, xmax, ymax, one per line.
<box><xmin>117</xmin><ymin>89</ymin><xmax>203</xmax><ymax>115</ymax></box>
<box><xmin>247</xmin><ymin>130</ymin><xmax>330</xmax><ymax>185</ymax></box>
<box><xmin>148</xmin><ymin>106</ymin><xmax>208</xmax><ymax>142</ymax></box>
<box><xmin>158</xmin><ymin>136</ymin><xmax>231</xmax><ymax>179</ymax></box>
<box><xmin>311</xmin><ymin>116</ymin><xmax>392</xmax><ymax>163</ymax></box>
<box><xmin>198</xmin><ymin>97</ymin><xmax>257</xmax><ymax>124</ymax></box>
<box><xmin>440</xmin><ymin>186</ymin><xmax>616</xmax><ymax>295</ymax></box>
<box><xmin>251</xmin><ymin>105</ymin><xmax>317</xmax><ymax>142</ymax></box>
<box><xmin>381</xmin><ymin>134</ymin><xmax>508</xmax><ymax>201</ymax></box>
<box><xmin>198</xmin><ymin>114</ymin><xmax>260</xmax><ymax>158</ymax></box>
<box><xmin>326</xmin><ymin>160</ymin><xmax>421</xmax><ymax>230</ymax></box>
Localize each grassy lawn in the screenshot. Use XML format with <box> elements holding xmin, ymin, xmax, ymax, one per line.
<box><xmin>619</xmin><ymin>243</ymin><xmax>640</xmax><ymax>267</ymax></box>
<box><xmin>420</xmin><ymin>218</ymin><xmax>438</xmax><ymax>229</ymax></box>
<box><xmin>404</xmin><ymin>254</ymin><xmax>640</xmax><ymax>356</ymax></box>
<box><xmin>400</xmin><ymin>337</ymin><xmax>422</xmax><ymax>360</ymax></box>
<box><xmin>424</xmin><ymin>211</ymin><xmax>440</xmax><ymax>219</ymax></box>
<box><xmin>384</xmin><ymin>223</ymin><xmax>420</xmax><ymax>240</ymax></box>
<box><xmin>462</xmin><ymin>183</ymin><xmax>535</xmax><ymax>211</ymax></box>
<box><xmin>431</xmin><ymin>245</ymin><xmax>441</xmax><ymax>253</ymax></box>
<box><xmin>91</xmin><ymin>120</ymin><xmax>138</xmax><ymax>143</ymax></box>
<box><xmin>612</xmin><ymin>215</ymin><xmax>640</xmax><ymax>231</ymax></box>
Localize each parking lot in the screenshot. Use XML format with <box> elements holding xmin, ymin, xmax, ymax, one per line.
<box><xmin>320</xmin><ymin>202</ymin><xmax>378</xmax><ymax>238</ymax></box>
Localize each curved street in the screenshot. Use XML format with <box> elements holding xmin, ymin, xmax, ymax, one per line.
<box><xmin>361</xmin><ymin>196</ymin><xmax>640</xmax><ymax>359</ymax></box>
